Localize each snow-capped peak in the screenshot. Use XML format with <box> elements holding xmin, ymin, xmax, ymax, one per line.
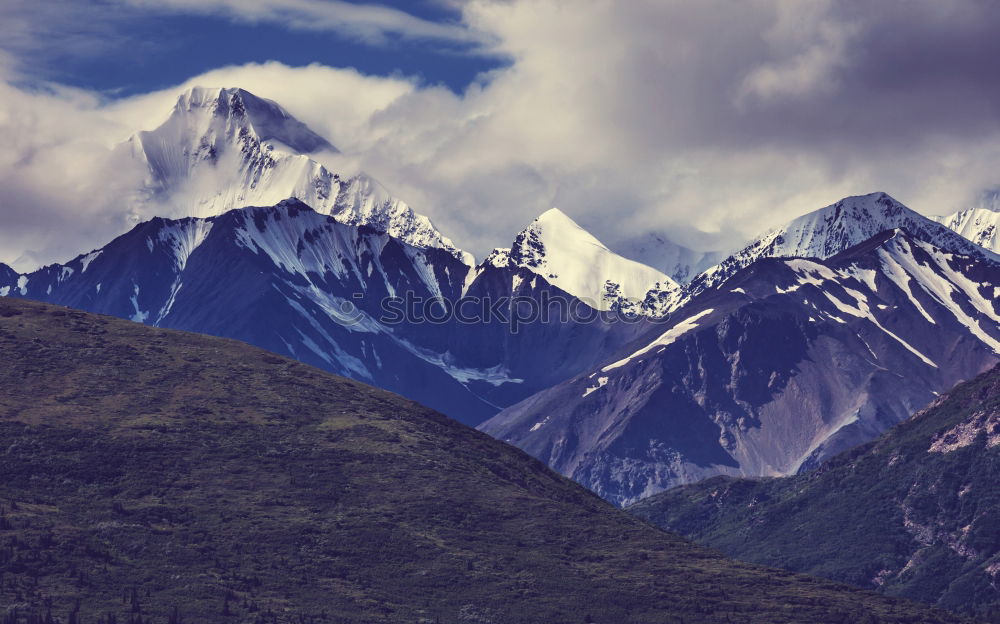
<box><xmin>124</xmin><ymin>86</ymin><xmax>471</xmax><ymax>264</ymax></box>
<box><xmin>171</xmin><ymin>86</ymin><xmax>337</xmax><ymax>154</ymax></box>
<box><xmin>127</xmin><ymin>85</ymin><xmax>337</xmax><ymax>196</ymax></box>
<box><xmin>509</xmin><ymin>208</ymin><xmax>604</xmax><ymax>267</ymax></box>
<box><xmin>933</xmin><ymin>194</ymin><xmax>1000</xmax><ymax>254</ymax></box>
<box><xmin>691</xmin><ymin>192</ymin><xmax>1000</xmax><ymax>292</ymax></box>
<box><xmin>501</xmin><ymin>207</ymin><xmax>677</xmax><ymax>309</ymax></box>
<box><xmin>755</xmin><ymin>192</ymin><xmax>917</xmax><ymax>259</ymax></box>
<box><xmin>536</xmin><ymin>207</ymin><xmax>588</xmax><ymax>229</ymax></box>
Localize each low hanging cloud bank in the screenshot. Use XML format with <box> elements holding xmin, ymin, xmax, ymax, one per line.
<box><xmin>2</xmin><ymin>0</ymin><xmax>1000</xmax><ymax>270</ymax></box>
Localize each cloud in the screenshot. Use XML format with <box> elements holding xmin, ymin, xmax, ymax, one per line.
<box><xmin>737</xmin><ymin>1</ymin><xmax>861</xmax><ymax>103</ymax></box>
<box><xmin>107</xmin><ymin>63</ymin><xmax>417</xmax><ymax>146</ymax></box>
<box><xmin>339</xmin><ymin>0</ymin><xmax>1000</xmax><ymax>254</ymax></box>
<box><xmin>0</xmin><ymin>72</ymin><xmax>150</xmax><ymax>269</ymax></box>
<box><xmin>3</xmin><ymin>0</ymin><xmax>1000</xmax><ymax>270</ymax></box>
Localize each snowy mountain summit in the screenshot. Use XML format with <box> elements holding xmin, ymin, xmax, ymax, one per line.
<box><xmin>487</xmin><ymin>208</ymin><xmax>677</xmax><ymax>310</ymax></box>
<box><xmin>125</xmin><ymin>86</ymin><xmax>469</xmax><ymax>262</ymax></box>
<box><xmin>691</xmin><ymin>192</ymin><xmax>1000</xmax><ymax>293</ymax></box>
<box><xmin>934</xmin><ymin>193</ymin><xmax>1000</xmax><ymax>255</ymax></box>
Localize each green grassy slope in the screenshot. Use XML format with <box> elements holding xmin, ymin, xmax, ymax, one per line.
<box><xmin>630</xmin><ymin>365</ymin><xmax>1000</xmax><ymax>622</ymax></box>
<box><xmin>0</xmin><ymin>298</ymin><xmax>972</xmax><ymax>624</ymax></box>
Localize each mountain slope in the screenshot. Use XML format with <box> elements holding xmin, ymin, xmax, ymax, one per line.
<box><xmin>446</xmin><ymin>247</ymin><xmax>656</xmax><ymax>410</ymax></box>
<box><xmin>0</xmin><ymin>297</ymin><xmax>969</xmax><ymax>624</ymax></box>
<box><xmin>127</xmin><ymin>86</ymin><xmax>467</xmax><ymax>261</ymax></box>
<box><xmin>0</xmin><ymin>262</ymin><xmax>16</xmax><ymax>288</ymax></box>
<box><xmin>630</xmin><ymin>363</ymin><xmax>1000</xmax><ymax>622</ymax></box>
<box><xmin>480</xmin><ymin>229</ymin><xmax>1000</xmax><ymax>505</ymax></box>
<box><xmin>688</xmin><ymin>192</ymin><xmax>1000</xmax><ymax>295</ymax></box>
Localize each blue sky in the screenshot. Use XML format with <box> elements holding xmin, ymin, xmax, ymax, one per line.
<box><xmin>7</xmin><ymin>0</ymin><xmax>505</xmax><ymax>96</ymax></box>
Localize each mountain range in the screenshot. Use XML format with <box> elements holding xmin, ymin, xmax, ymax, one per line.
<box><xmin>481</xmin><ymin>227</ymin><xmax>1000</xmax><ymax>504</ymax></box>
<box><xmin>686</xmin><ymin>192</ymin><xmax>999</xmax><ymax>295</ymax></box>
<box><xmin>0</xmin><ymin>197</ymin><xmax>659</xmax><ymax>425</ymax></box>
<box><xmin>5</xmin><ymin>84</ymin><xmax>1000</xmax><ymax>622</ymax></box>
<box><xmin>629</xmin><ymin>362</ymin><xmax>1000</xmax><ymax>622</ymax></box>
<box><xmin>3</xmin><ymin>85</ymin><xmax>1000</xmax><ymax>506</ymax></box>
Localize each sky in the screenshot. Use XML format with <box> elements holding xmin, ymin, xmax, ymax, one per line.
<box><xmin>2</xmin><ymin>0</ymin><xmax>1000</xmax><ymax>270</ymax></box>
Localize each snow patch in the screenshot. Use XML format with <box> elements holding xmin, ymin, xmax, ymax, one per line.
<box><xmin>129</xmin><ymin>285</ymin><xmax>148</xmax><ymax>323</ymax></box>
<box><xmin>158</xmin><ymin>220</ymin><xmax>214</xmax><ymax>271</ymax></box>
<box><xmin>394</xmin><ymin>341</ymin><xmax>524</xmax><ymax>388</ymax></box>
<box><xmin>603</xmin><ymin>308</ymin><xmax>714</xmax><ymax>372</ymax></box>
<box><xmin>822</xmin><ymin>286</ymin><xmax>937</xmax><ymax>368</ymax></box>
<box><xmin>155</xmin><ymin>280</ymin><xmax>183</xmax><ymax>325</ymax></box>
<box><xmin>529</xmin><ymin>416</ymin><xmax>551</xmax><ymax>432</ymax></box>
<box><xmin>583</xmin><ymin>376</ymin><xmax>609</xmax><ymax>397</ymax></box>
<box><xmin>878</xmin><ymin>252</ymin><xmax>936</xmax><ymax>324</ymax></box>
<box><xmin>79</xmin><ymin>250</ymin><xmax>102</xmax><ymax>272</ymax></box>
<box><xmin>880</xmin><ymin>237</ymin><xmax>1000</xmax><ymax>354</ymax></box>
<box><xmin>284</xmin><ymin>296</ymin><xmax>371</xmax><ymax>380</ymax></box>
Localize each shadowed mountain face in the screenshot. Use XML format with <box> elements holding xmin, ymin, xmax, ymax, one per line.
<box><xmin>0</xmin><ymin>298</ymin><xmax>969</xmax><ymax>624</ymax></box>
<box><xmin>481</xmin><ymin>230</ymin><xmax>1000</xmax><ymax>505</ymax></box>
<box><xmin>0</xmin><ymin>262</ymin><xmax>15</xmax><ymax>285</ymax></box>
<box><xmin>0</xmin><ymin>200</ymin><xmax>497</xmax><ymax>422</ymax></box>
<box><xmin>0</xmin><ymin>200</ymin><xmax>654</xmax><ymax>426</ymax></box>
<box><xmin>630</xmin><ymin>364</ymin><xmax>1000</xmax><ymax>622</ymax></box>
